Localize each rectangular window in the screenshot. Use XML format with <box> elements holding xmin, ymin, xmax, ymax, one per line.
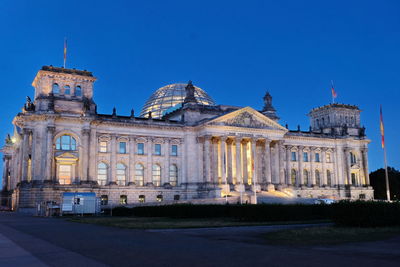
<box><xmin>120</xmin><ymin>195</ymin><xmax>127</xmax><ymax>205</ymax></box>
<box><xmin>137</xmin><ymin>143</ymin><xmax>144</xmax><ymax>155</ymax></box>
<box><xmin>99</xmin><ymin>141</ymin><xmax>107</xmax><ymax>152</ymax></box>
<box><xmin>326</xmin><ymin>153</ymin><xmax>331</xmax><ymax>163</ymax></box>
<box><xmin>291</xmin><ymin>151</ymin><xmax>297</xmax><ymax>161</ymax></box>
<box><xmin>315</xmin><ymin>153</ymin><xmax>320</xmax><ymax>162</ymax></box>
<box><xmin>58</xmin><ymin>164</ymin><xmax>72</xmax><ymax>185</ymax></box>
<box><xmin>119</xmin><ymin>142</ymin><xmax>126</xmax><ymax>154</ymax></box>
<box><xmin>171</xmin><ymin>145</ymin><xmax>178</xmax><ymax>156</ymax></box>
<box><xmin>100</xmin><ymin>195</ymin><xmax>108</xmax><ymax>205</ymax></box>
<box><xmin>138</xmin><ymin>195</ymin><xmax>145</xmax><ymax>203</ymax></box>
<box><xmin>303</xmin><ymin>152</ymin><xmax>308</xmax><ymax>162</ymax></box>
<box><xmin>154</xmin><ymin>144</ymin><xmax>161</xmax><ymax>155</ymax></box>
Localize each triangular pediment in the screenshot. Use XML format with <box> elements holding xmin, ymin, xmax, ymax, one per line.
<box><xmin>55</xmin><ymin>152</ymin><xmax>79</xmax><ymax>162</ymax></box>
<box><xmin>206</xmin><ymin>107</ymin><xmax>287</xmax><ymax>131</ymax></box>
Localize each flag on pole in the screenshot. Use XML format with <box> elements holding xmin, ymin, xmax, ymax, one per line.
<box><xmin>380</xmin><ymin>105</ymin><xmax>385</xmax><ymax>149</ymax></box>
<box><xmin>63</xmin><ymin>38</ymin><xmax>67</xmax><ymax>68</ymax></box>
<box><xmin>331</xmin><ymin>80</ymin><xmax>337</xmax><ymax>99</ymax></box>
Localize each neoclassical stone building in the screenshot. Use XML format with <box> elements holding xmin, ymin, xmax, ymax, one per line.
<box><xmin>1</xmin><ymin>66</ymin><xmax>373</xmax><ymax>211</ymax></box>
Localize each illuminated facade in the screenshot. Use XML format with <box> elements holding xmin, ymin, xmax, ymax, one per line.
<box><xmin>1</xmin><ymin>66</ymin><xmax>373</xmax><ymax>212</ymax></box>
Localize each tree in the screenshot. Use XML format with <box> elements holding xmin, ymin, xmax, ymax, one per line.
<box><xmin>369</xmin><ymin>167</ymin><xmax>400</xmax><ymax>200</ymax></box>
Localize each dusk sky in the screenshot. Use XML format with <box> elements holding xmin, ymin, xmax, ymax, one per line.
<box><xmin>1</xmin><ymin>0</ymin><xmax>399</xmax><ymax>174</ymax></box>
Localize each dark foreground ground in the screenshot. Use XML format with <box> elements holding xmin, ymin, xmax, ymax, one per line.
<box><xmin>1</xmin><ymin>213</ymin><xmax>400</xmax><ymax>267</ymax></box>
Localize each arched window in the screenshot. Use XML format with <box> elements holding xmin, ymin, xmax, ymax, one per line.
<box><xmin>152</xmin><ymin>164</ymin><xmax>161</xmax><ymax>186</ymax></box>
<box><xmin>116</xmin><ymin>163</ymin><xmax>126</xmax><ymax>186</ymax></box>
<box><xmin>75</xmin><ymin>86</ymin><xmax>82</xmax><ymax>96</ymax></box>
<box><xmin>135</xmin><ymin>163</ymin><xmax>144</xmax><ymax>186</ymax></box>
<box><xmin>169</xmin><ymin>164</ymin><xmax>178</xmax><ymax>186</ymax></box>
<box><xmin>303</xmin><ymin>169</ymin><xmax>309</xmax><ymax>186</ymax></box>
<box><xmin>56</xmin><ymin>135</ymin><xmax>77</xmax><ymax>151</ymax></box>
<box><xmin>315</xmin><ymin>170</ymin><xmax>321</xmax><ymax>186</ymax></box>
<box><xmin>327</xmin><ymin>170</ymin><xmax>332</xmax><ymax>186</ymax></box>
<box><xmin>97</xmin><ymin>162</ymin><xmax>108</xmax><ymax>186</ymax></box>
<box><xmin>52</xmin><ymin>83</ymin><xmax>60</xmax><ymax>94</ymax></box>
<box><xmin>291</xmin><ymin>169</ymin><xmax>297</xmax><ymax>185</ymax></box>
<box><xmin>64</xmin><ymin>85</ymin><xmax>70</xmax><ymax>95</ymax></box>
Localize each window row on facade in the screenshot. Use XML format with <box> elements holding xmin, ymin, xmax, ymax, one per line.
<box><xmin>100</xmin><ymin>194</ymin><xmax>181</xmax><ymax>205</ymax></box>
<box><xmin>54</xmin><ymin>134</ymin><xmax>179</xmax><ymax>157</ymax></box>
<box><xmin>290</xmin><ymin>151</ymin><xmax>333</xmax><ymax>163</ymax></box>
<box><xmin>97</xmin><ymin>162</ymin><xmax>178</xmax><ymax>187</ymax></box>
<box><xmin>52</xmin><ymin>83</ymin><xmax>82</xmax><ymax>96</ymax></box>
<box><xmin>99</xmin><ymin>140</ymin><xmax>178</xmax><ymax>156</ymax></box>
<box><xmin>290</xmin><ymin>169</ymin><xmax>334</xmax><ymax>187</ymax></box>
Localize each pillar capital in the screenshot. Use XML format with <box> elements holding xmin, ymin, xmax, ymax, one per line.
<box><xmin>47</xmin><ymin>126</ymin><xmax>55</xmax><ymax>133</ymax></box>
<box><xmin>23</xmin><ymin>128</ymin><xmax>32</xmax><ymax>135</ymax></box>
<box><xmin>82</xmin><ymin>128</ymin><xmax>91</xmax><ymax>136</ymax></box>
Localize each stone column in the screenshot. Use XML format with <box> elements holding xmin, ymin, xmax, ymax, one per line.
<box><xmin>242</xmin><ymin>140</ymin><xmax>248</xmax><ymax>185</ymax></box>
<box><xmin>321</xmin><ymin>148</ymin><xmax>327</xmax><ymax>186</ymax></box>
<box><xmin>212</xmin><ymin>138</ymin><xmax>219</xmax><ymax>184</ymax></box>
<box><xmin>204</xmin><ymin>136</ymin><xmax>212</xmax><ymax>184</ymax></box>
<box><xmin>235</xmin><ymin>137</ymin><xmax>242</xmax><ymax>185</ymax></box>
<box><xmin>278</xmin><ymin>141</ymin><xmax>285</xmax><ymax>185</ymax></box>
<box><xmin>298</xmin><ymin>146</ymin><xmax>304</xmax><ymax>186</ymax></box>
<box><xmin>88</xmin><ymin>128</ymin><xmax>97</xmax><ymax>183</ymax></box>
<box><xmin>285</xmin><ymin>145</ymin><xmax>291</xmax><ymax>185</ymax></box>
<box><xmin>81</xmin><ymin>129</ymin><xmax>90</xmax><ymax>182</ymax></box>
<box><xmin>128</xmin><ymin>136</ymin><xmax>136</xmax><ymax>185</ymax></box>
<box><xmin>2</xmin><ymin>156</ymin><xmax>10</xmax><ymax>190</ymax></box>
<box><xmin>109</xmin><ymin>134</ymin><xmax>117</xmax><ymax>185</ymax></box>
<box><xmin>227</xmin><ymin>139</ymin><xmax>233</xmax><ymax>184</ymax></box>
<box><xmin>163</xmin><ymin>139</ymin><xmax>170</xmax><ymax>185</ymax></box>
<box><xmin>265</xmin><ymin>140</ymin><xmax>272</xmax><ymax>185</ymax></box>
<box><xmin>219</xmin><ymin>137</ymin><xmax>227</xmax><ymax>186</ymax></box>
<box><xmin>272</xmin><ymin>142</ymin><xmax>279</xmax><ymax>184</ymax></box>
<box><xmin>146</xmin><ymin>137</ymin><xmax>153</xmax><ymax>185</ymax></box>
<box><xmin>30</xmin><ymin>129</ymin><xmax>38</xmax><ymax>182</ymax></box>
<box><xmin>251</xmin><ymin>138</ymin><xmax>258</xmax><ymax>190</ymax></box>
<box><xmin>45</xmin><ymin>126</ymin><xmax>55</xmax><ymax>182</ymax></box>
<box><xmin>344</xmin><ymin>148</ymin><xmax>351</xmax><ymax>185</ymax></box>
<box><xmin>310</xmin><ymin>147</ymin><xmax>315</xmax><ymax>186</ymax></box>
<box><xmin>361</xmin><ymin>148</ymin><xmax>370</xmax><ymax>185</ymax></box>
<box><xmin>21</xmin><ymin>129</ymin><xmax>31</xmax><ymax>182</ymax></box>
<box><xmin>333</xmin><ymin>148</ymin><xmax>340</xmax><ymax>185</ymax></box>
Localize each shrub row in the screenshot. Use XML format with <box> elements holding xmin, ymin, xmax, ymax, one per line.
<box><xmin>109</xmin><ymin>201</ymin><xmax>400</xmax><ymax>227</ymax></box>
<box><xmin>111</xmin><ymin>204</ymin><xmax>329</xmax><ymax>222</ymax></box>
<box><xmin>330</xmin><ymin>201</ymin><xmax>400</xmax><ymax>227</ymax></box>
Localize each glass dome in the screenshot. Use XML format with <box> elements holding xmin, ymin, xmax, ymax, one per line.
<box><xmin>140</xmin><ymin>83</ymin><xmax>215</xmax><ymax>118</ymax></box>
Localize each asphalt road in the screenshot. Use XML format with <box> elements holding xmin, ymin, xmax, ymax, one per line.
<box><xmin>0</xmin><ymin>213</ymin><xmax>400</xmax><ymax>267</ymax></box>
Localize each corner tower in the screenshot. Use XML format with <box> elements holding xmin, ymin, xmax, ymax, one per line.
<box><xmin>32</xmin><ymin>66</ymin><xmax>97</xmax><ymax>115</ymax></box>
<box><xmin>308</xmin><ymin>103</ymin><xmax>365</xmax><ymax>136</ymax></box>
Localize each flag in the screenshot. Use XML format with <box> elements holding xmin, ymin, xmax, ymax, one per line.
<box><xmin>331</xmin><ymin>80</ymin><xmax>337</xmax><ymax>99</ymax></box>
<box><xmin>380</xmin><ymin>105</ymin><xmax>385</xmax><ymax>149</ymax></box>
<box><xmin>63</xmin><ymin>38</ymin><xmax>67</xmax><ymax>68</ymax></box>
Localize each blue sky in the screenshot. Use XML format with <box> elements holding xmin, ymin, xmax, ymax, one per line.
<box><xmin>0</xmin><ymin>0</ymin><xmax>399</xmax><ymax>174</ymax></box>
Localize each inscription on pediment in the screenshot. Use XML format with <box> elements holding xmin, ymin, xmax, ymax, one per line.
<box><xmin>215</xmin><ymin>111</ymin><xmax>273</xmax><ymax>129</ymax></box>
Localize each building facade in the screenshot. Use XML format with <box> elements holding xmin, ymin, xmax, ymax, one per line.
<box><xmin>1</xmin><ymin>66</ymin><xmax>373</xmax><ymax>212</ymax></box>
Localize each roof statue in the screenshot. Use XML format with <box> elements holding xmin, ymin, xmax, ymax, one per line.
<box><xmin>261</xmin><ymin>91</ymin><xmax>279</xmax><ymax>121</ymax></box>
<box><xmin>183</xmin><ymin>80</ymin><xmax>197</xmax><ymax>104</ymax></box>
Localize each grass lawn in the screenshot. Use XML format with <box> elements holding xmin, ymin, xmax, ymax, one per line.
<box><xmin>263</xmin><ymin>226</ymin><xmax>400</xmax><ymax>246</ymax></box>
<box><xmin>68</xmin><ymin>216</ymin><xmax>330</xmax><ymax>229</ymax></box>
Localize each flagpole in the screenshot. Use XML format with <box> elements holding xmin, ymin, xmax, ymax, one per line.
<box><xmin>331</xmin><ymin>80</ymin><xmax>335</xmax><ymax>104</ymax></box>
<box><xmin>63</xmin><ymin>38</ymin><xmax>67</xmax><ymax>68</ymax></box>
<box><xmin>383</xmin><ymin>146</ymin><xmax>390</xmax><ymax>201</ymax></box>
<box><xmin>380</xmin><ymin>105</ymin><xmax>391</xmax><ymax>201</ymax></box>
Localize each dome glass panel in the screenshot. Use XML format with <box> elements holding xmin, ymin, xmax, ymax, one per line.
<box><xmin>140</xmin><ymin>83</ymin><xmax>215</xmax><ymax>118</ymax></box>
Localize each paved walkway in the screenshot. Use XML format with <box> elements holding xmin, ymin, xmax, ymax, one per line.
<box><xmin>0</xmin><ymin>212</ymin><xmax>400</xmax><ymax>267</ymax></box>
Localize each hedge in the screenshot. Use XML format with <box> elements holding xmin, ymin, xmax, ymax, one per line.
<box><xmin>111</xmin><ymin>204</ymin><xmax>329</xmax><ymax>222</ymax></box>
<box><xmin>108</xmin><ymin>201</ymin><xmax>400</xmax><ymax>227</ymax></box>
<box><xmin>330</xmin><ymin>201</ymin><xmax>400</xmax><ymax>227</ymax></box>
